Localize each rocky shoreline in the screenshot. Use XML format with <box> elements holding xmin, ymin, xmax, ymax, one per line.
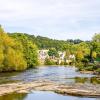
<box><xmin>0</xmin><ymin>80</ymin><xmax>100</xmax><ymax>97</ymax></box>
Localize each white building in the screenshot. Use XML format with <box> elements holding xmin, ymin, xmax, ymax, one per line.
<box><xmin>69</xmin><ymin>54</ymin><xmax>75</xmax><ymax>60</ymax></box>
<box><xmin>38</xmin><ymin>50</ymin><xmax>49</xmax><ymax>60</ymax></box>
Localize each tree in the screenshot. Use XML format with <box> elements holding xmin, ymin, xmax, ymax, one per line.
<box><xmin>25</xmin><ymin>41</ymin><xmax>38</xmax><ymax>67</ymax></box>
<box><xmin>92</xmin><ymin>33</ymin><xmax>100</xmax><ymax>60</ymax></box>
<box><xmin>74</xmin><ymin>39</ymin><xmax>83</xmax><ymax>44</ymax></box>
<box><xmin>89</xmin><ymin>37</ymin><xmax>99</xmax><ymax>62</ymax></box>
<box><xmin>92</xmin><ymin>33</ymin><xmax>100</xmax><ymax>42</ymax></box>
<box><xmin>48</xmin><ymin>48</ymin><xmax>59</xmax><ymax>57</ymax></box>
<box><xmin>76</xmin><ymin>51</ymin><xmax>84</xmax><ymax>61</ymax></box>
<box><xmin>92</xmin><ymin>51</ymin><xmax>97</xmax><ymax>59</ymax></box>
<box><xmin>0</xmin><ymin>25</ymin><xmax>4</xmax><ymax>34</ymax></box>
<box><xmin>0</xmin><ymin>26</ymin><xmax>27</xmax><ymax>72</ymax></box>
<box><xmin>9</xmin><ymin>33</ymin><xmax>39</xmax><ymax>68</ymax></box>
<box><xmin>45</xmin><ymin>58</ymin><xmax>56</xmax><ymax>65</ymax></box>
<box><xmin>82</xmin><ymin>58</ymin><xmax>89</xmax><ymax>67</ymax></box>
<box><xmin>0</xmin><ymin>47</ymin><xmax>4</xmax><ymax>71</ymax></box>
<box><xmin>3</xmin><ymin>47</ymin><xmax>27</xmax><ymax>71</ymax></box>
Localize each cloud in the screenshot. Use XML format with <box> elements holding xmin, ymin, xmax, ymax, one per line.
<box><xmin>0</xmin><ymin>0</ymin><xmax>100</xmax><ymax>40</ymax></box>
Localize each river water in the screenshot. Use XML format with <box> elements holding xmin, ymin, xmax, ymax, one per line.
<box><xmin>0</xmin><ymin>66</ymin><xmax>100</xmax><ymax>100</ymax></box>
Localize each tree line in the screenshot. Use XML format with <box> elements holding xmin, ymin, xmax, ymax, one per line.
<box><xmin>0</xmin><ymin>25</ymin><xmax>100</xmax><ymax>72</ymax></box>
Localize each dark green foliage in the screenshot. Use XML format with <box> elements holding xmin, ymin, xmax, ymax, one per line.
<box><xmin>76</xmin><ymin>62</ymin><xmax>84</xmax><ymax>69</ymax></box>
<box><xmin>82</xmin><ymin>58</ymin><xmax>89</xmax><ymax>67</ymax></box>
<box><xmin>48</xmin><ymin>48</ymin><xmax>59</xmax><ymax>57</ymax></box>
<box><xmin>84</xmin><ymin>66</ymin><xmax>94</xmax><ymax>71</ymax></box>
<box><xmin>67</xmin><ymin>39</ymin><xmax>83</xmax><ymax>44</ymax></box>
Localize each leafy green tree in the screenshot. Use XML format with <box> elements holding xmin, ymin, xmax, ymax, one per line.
<box><xmin>89</xmin><ymin>41</ymin><xmax>99</xmax><ymax>62</ymax></box>
<box><xmin>3</xmin><ymin>47</ymin><xmax>27</xmax><ymax>71</ymax></box>
<box><xmin>48</xmin><ymin>48</ymin><xmax>59</xmax><ymax>57</ymax></box>
<box><xmin>92</xmin><ymin>33</ymin><xmax>100</xmax><ymax>42</ymax></box>
<box><xmin>78</xmin><ymin>42</ymin><xmax>90</xmax><ymax>56</ymax></box>
<box><xmin>9</xmin><ymin>33</ymin><xmax>39</xmax><ymax>68</ymax></box>
<box><xmin>0</xmin><ymin>47</ymin><xmax>4</xmax><ymax>71</ymax></box>
<box><xmin>92</xmin><ymin>51</ymin><xmax>97</xmax><ymax>59</ymax></box>
<box><xmin>0</xmin><ymin>26</ymin><xmax>27</xmax><ymax>72</ymax></box>
<box><xmin>45</xmin><ymin>58</ymin><xmax>56</xmax><ymax>65</ymax></box>
<box><xmin>25</xmin><ymin>41</ymin><xmax>38</xmax><ymax>67</ymax></box>
<box><xmin>92</xmin><ymin>33</ymin><xmax>100</xmax><ymax>61</ymax></box>
<box><xmin>76</xmin><ymin>51</ymin><xmax>84</xmax><ymax>61</ymax></box>
<box><xmin>82</xmin><ymin>58</ymin><xmax>89</xmax><ymax>67</ymax></box>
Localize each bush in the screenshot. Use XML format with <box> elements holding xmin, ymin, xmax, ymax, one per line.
<box><xmin>75</xmin><ymin>62</ymin><xmax>84</xmax><ymax>71</ymax></box>
<box><xmin>84</xmin><ymin>66</ymin><xmax>94</xmax><ymax>71</ymax></box>
<box><xmin>60</xmin><ymin>61</ymin><xmax>64</xmax><ymax>65</ymax></box>
<box><xmin>76</xmin><ymin>62</ymin><xmax>84</xmax><ymax>68</ymax></box>
<box><xmin>96</xmin><ymin>68</ymin><xmax>100</xmax><ymax>74</ymax></box>
<box><xmin>45</xmin><ymin>58</ymin><xmax>56</xmax><ymax>65</ymax></box>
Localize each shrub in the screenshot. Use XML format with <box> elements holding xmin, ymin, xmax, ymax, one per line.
<box><xmin>45</xmin><ymin>58</ymin><xmax>56</xmax><ymax>65</ymax></box>
<box><xmin>96</xmin><ymin>68</ymin><xmax>100</xmax><ymax>74</ymax></box>
<box><xmin>75</xmin><ymin>62</ymin><xmax>84</xmax><ymax>71</ymax></box>
<box><xmin>84</xmin><ymin>66</ymin><xmax>94</xmax><ymax>71</ymax></box>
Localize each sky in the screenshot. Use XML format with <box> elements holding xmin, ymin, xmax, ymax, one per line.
<box><xmin>0</xmin><ymin>0</ymin><xmax>100</xmax><ymax>40</ymax></box>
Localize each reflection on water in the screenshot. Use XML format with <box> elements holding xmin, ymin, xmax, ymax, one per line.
<box><xmin>0</xmin><ymin>72</ymin><xmax>20</xmax><ymax>84</ymax></box>
<box><xmin>0</xmin><ymin>91</ymin><xmax>99</xmax><ymax>100</ymax></box>
<box><xmin>0</xmin><ymin>66</ymin><xmax>99</xmax><ymax>85</ymax></box>
<box><xmin>0</xmin><ymin>93</ymin><xmax>27</xmax><ymax>100</ymax></box>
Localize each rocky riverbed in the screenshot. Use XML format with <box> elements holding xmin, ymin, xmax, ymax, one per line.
<box><xmin>0</xmin><ymin>79</ymin><xmax>100</xmax><ymax>97</ymax></box>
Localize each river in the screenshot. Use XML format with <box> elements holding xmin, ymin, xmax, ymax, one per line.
<box><xmin>0</xmin><ymin>66</ymin><xmax>100</xmax><ymax>100</ymax></box>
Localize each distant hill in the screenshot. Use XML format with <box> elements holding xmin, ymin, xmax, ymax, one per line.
<box><xmin>8</xmin><ymin>32</ymin><xmax>83</xmax><ymax>51</ymax></box>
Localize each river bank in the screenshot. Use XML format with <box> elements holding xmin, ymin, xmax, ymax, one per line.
<box><xmin>0</xmin><ymin>79</ymin><xmax>100</xmax><ymax>97</ymax></box>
